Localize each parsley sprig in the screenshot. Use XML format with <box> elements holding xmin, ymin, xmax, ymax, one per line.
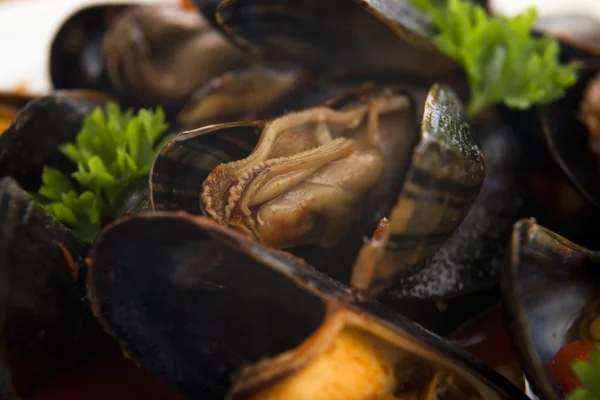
<box><xmin>409</xmin><ymin>0</ymin><xmax>579</xmax><ymax>117</ymax></box>
<box><xmin>34</xmin><ymin>103</ymin><xmax>171</xmax><ymax>242</ymax></box>
<box><xmin>568</xmin><ymin>346</ymin><xmax>600</xmax><ymax>400</ymax></box>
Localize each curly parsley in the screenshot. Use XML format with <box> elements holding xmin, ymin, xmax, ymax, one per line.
<box><xmin>408</xmin><ymin>0</ymin><xmax>579</xmax><ymax>117</ymax></box>
<box><xmin>34</xmin><ymin>103</ymin><xmax>171</xmax><ymax>242</ymax></box>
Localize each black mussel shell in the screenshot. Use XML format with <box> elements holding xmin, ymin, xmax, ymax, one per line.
<box><xmin>216</xmin><ymin>0</ymin><xmax>461</xmax><ymax>84</ymax></box>
<box><xmin>50</xmin><ymin>4</ymin><xmax>128</xmax><ymax>93</ymax></box>
<box><xmin>503</xmin><ymin>218</ymin><xmax>600</xmax><ymax>400</ymax></box>
<box><xmin>88</xmin><ymin>211</ymin><xmax>529</xmax><ymax>400</ymax></box>
<box><xmin>538</xmin><ymin>67</ymin><xmax>600</xmax><ymax>209</ymax></box>
<box><xmin>151</xmin><ymin>121</ymin><xmax>263</xmax><ymax>214</ymax></box>
<box><xmin>0</xmin><ymin>177</ymin><xmax>87</xmax><ymax>399</ymax></box>
<box><xmin>0</xmin><ymin>91</ymin><xmax>108</xmax><ymax>191</ymax></box>
<box><xmin>385</xmin><ymin>122</ymin><xmax>523</xmax><ymax>300</ymax></box>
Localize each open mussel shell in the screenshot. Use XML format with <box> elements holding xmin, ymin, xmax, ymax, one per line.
<box><xmin>88</xmin><ymin>211</ymin><xmax>529</xmax><ymax>400</ymax></box>
<box><xmin>216</xmin><ymin>0</ymin><xmax>461</xmax><ymax>84</ymax></box>
<box><xmin>0</xmin><ymin>177</ymin><xmax>87</xmax><ymax>399</ymax></box>
<box><xmin>152</xmin><ymin>84</ymin><xmax>484</xmax><ymax>293</ymax></box>
<box><xmin>537</xmin><ymin>67</ymin><xmax>600</xmax><ymax>210</ymax></box>
<box><xmin>502</xmin><ymin>218</ymin><xmax>600</xmax><ymax>400</ymax></box>
<box><xmin>384</xmin><ymin>122</ymin><xmax>523</xmax><ymax>300</ymax></box>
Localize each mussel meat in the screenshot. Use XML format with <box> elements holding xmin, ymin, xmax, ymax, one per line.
<box><xmin>152</xmin><ymin>84</ymin><xmax>485</xmax><ymax>295</ymax></box>
<box><xmin>87</xmin><ymin>211</ymin><xmax>530</xmax><ymax>400</ymax></box>
<box><xmin>101</xmin><ymin>4</ymin><xmax>252</xmax><ymax>102</ymax></box>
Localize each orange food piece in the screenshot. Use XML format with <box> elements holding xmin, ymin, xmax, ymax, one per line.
<box><xmin>180</xmin><ymin>0</ymin><xmax>197</xmax><ymax>11</ymax></box>
<box><xmin>548</xmin><ymin>341</ymin><xmax>596</xmax><ymax>394</ymax></box>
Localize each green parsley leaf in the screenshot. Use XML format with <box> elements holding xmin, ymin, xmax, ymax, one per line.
<box><xmin>568</xmin><ymin>346</ymin><xmax>600</xmax><ymax>400</ymax></box>
<box><xmin>408</xmin><ymin>0</ymin><xmax>579</xmax><ymax>117</ymax></box>
<box><xmin>34</xmin><ymin>102</ymin><xmax>172</xmax><ymax>242</ymax></box>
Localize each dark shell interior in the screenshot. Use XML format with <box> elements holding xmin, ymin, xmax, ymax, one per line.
<box><xmin>502</xmin><ymin>219</ymin><xmax>600</xmax><ymax>400</ymax></box>
<box><xmin>0</xmin><ymin>177</ymin><xmax>87</xmax><ymax>398</ymax></box>
<box><xmin>538</xmin><ymin>67</ymin><xmax>600</xmax><ymax>210</ymax></box>
<box><xmin>87</xmin><ymin>212</ymin><xmax>529</xmax><ymax>400</ymax></box>
<box><xmin>216</xmin><ymin>0</ymin><xmax>460</xmax><ymax>83</ymax></box>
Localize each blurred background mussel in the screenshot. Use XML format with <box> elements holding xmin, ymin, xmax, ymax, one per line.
<box><xmin>503</xmin><ymin>218</ymin><xmax>600</xmax><ymax>400</ymax></box>
<box><xmin>0</xmin><ymin>0</ymin><xmax>267</xmax><ymax>124</ymax></box>
<box><xmin>87</xmin><ymin>211</ymin><xmax>530</xmax><ymax>400</ymax></box>
<box><xmin>177</xmin><ymin>0</ymin><xmax>470</xmax><ymax>129</ymax></box>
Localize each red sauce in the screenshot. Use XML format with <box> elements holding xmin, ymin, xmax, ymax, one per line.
<box><xmin>448</xmin><ymin>305</ymin><xmax>518</xmax><ymax>368</ymax></box>
<box><xmin>25</xmin><ymin>329</ymin><xmax>185</xmax><ymax>400</ymax></box>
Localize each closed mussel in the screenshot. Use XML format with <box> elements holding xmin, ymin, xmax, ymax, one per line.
<box><xmin>0</xmin><ymin>177</ymin><xmax>87</xmax><ymax>400</ymax></box>
<box><xmin>87</xmin><ymin>211</ymin><xmax>529</xmax><ymax>400</ymax></box>
<box><xmin>152</xmin><ymin>84</ymin><xmax>485</xmax><ymax>294</ymax></box>
<box><xmin>503</xmin><ymin>218</ymin><xmax>600</xmax><ymax>400</ymax></box>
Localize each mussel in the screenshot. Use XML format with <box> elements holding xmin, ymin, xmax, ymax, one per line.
<box><xmin>177</xmin><ymin>0</ymin><xmax>470</xmax><ymax>129</ymax></box>
<box><xmin>99</xmin><ymin>4</ymin><xmax>252</xmax><ymax>106</ymax></box>
<box><xmin>152</xmin><ymin>83</ymin><xmax>485</xmax><ymax>296</ymax></box>
<box><xmin>0</xmin><ymin>176</ymin><xmax>87</xmax><ymax>399</ymax></box>
<box><xmin>87</xmin><ymin>211</ymin><xmax>530</xmax><ymax>400</ymax></box>
<box><xmin>42</xmin><ymin>0</ymin><xmax>256</xmax><ymax>118</ymax></box>
<box><xmin>503</xmin><ymin>218</ymin><xmax>600</xmax><ymax>400</ymax></box>
<box><xmin>215</xmin><ymin>0</ymin><xmax>461</xmax><ymax>84</ymax></box>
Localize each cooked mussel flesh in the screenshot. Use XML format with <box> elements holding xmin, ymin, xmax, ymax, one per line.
<box><xmin>152</xmin><ymin>84</ymin><xmax>484</xmax><ymax>294</ymax></box>
<box><xmin>0</xmin><ymin>177</ymin><xmax>87</xmax><ymax>399</ymax></box>
<box><xmin>102</xmin><ymin>4</ymin><xmax>252</xmax><ymax>101</ymax></box>
<box><xmin>87</xmin><ymin>211</ymin><xmax>529</xmax><ymax>400</ymax></box>
<box><xmin>503</xmin><ymin>218</ymin><xmax>600</xmax><ymax>400</ymax></box>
